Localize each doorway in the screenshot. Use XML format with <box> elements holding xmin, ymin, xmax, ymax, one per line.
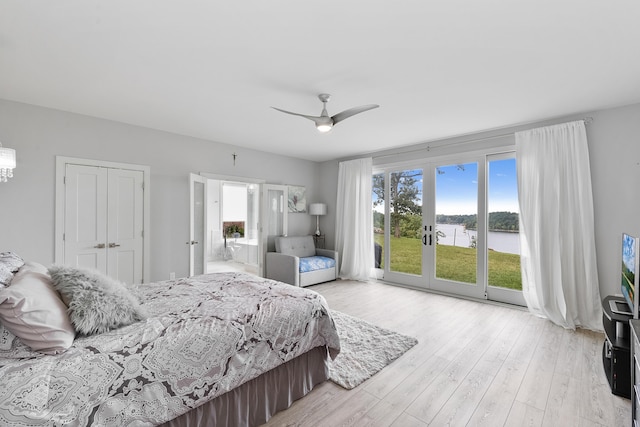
<box><xmin>189</xmin><ymin>174</ymin><xmax>264</xmax><ymax>276</ymax></box>
<box><xmin>373</xmin><ymin>151</ymin><xmax>524</xmax><ymax>306</ymax></box>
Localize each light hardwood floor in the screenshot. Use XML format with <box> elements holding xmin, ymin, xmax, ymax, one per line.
<box><xmin>263</xmin><ymin>280</ymin><xmax>630</xmax><ymax>427</ymax></box>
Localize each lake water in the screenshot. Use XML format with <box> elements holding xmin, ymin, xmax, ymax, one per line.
<box><xmin>436</xmin><ymin>223</ymin><xmax>520</xmax><ymax>255</ymax></box>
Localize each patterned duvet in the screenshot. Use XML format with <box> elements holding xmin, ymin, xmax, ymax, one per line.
<box><xmin>0</xmin><ymin>272</ymin><xmax>341</xmax><ymax>426</ymax></box>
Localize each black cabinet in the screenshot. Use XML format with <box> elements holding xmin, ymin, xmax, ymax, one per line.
<box><xmin>630</xmin><ymin>319</ymin><xmax>640</xmax><ymax>426</ymax></box>
<box><xmin>602</xmin><ymin>295</ymin><xmax>631</xmax><ymax>399</ymax></box>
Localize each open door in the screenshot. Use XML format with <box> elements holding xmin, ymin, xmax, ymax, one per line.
<box><xmin>189</xmin><ymin>173</ymin><xmax>208</xmax><ymax>276</ymax></box>
<box><xmin>260</xmin><ymin>184</ymin><xmax>288</xmax><ymax>277</ymax></box>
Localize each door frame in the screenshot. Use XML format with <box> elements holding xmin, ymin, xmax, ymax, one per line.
<box><xmin>373</xmin><ymin>148</ymin><xmax>524</xmax><ymax>305</ymax></box>
<box><xmin>427</xmin><ymin>156</ymin><xmax>487</xmax><ymax>300</ymax></box>
<box><xmin>199</xmin><ymin>173</ymin><xmax>266</xmax><ymax>275</ymax></box>
<box><xmin>377</xmin><ymin>155</ymin><xmax>486</xmax><ymax>300</ymax></box>
<box><xmin>55</xmin><ymin>156</ymin><xmax>151</xmax><ymax>282</ymax></box>
<box><xmin>484</xmin><ymin>152</ymin><xmax>525</xmax><ymax>306</ymax></box>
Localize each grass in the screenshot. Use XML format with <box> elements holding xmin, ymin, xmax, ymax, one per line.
<box><xmin>376</xmin><ymin>234</ymin><xmax>522</xmax><ymax>291</ymax></box>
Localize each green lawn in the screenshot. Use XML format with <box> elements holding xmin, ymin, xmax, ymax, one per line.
<box><xmin>375</xmin><ymin>234</ymin><xmax>522</xmax><ymax>290</ymax></box>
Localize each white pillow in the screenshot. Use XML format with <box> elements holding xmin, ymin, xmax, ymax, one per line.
<box><xmin>0</xmin><ymin>263</ymin><xmax>75</xmax><ymax>354</ymax></box>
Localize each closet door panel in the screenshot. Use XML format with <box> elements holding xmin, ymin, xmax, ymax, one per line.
<box><xmin>107</xmin><ymin>169</ymin><xmax>144</xmax><ymax>284</ymax></box>
<box><xmin>64</xmin><ymin>164</ymin><xmax>108</xmax><ymax>273</ymax></box>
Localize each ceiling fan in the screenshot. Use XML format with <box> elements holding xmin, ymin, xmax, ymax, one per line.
<box><xmin>272</xmin><ymin>94</ymin><xmax>379</xmax><ymax>133</ymax></box>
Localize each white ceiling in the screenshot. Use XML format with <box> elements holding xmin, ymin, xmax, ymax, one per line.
<box><xmin>1</xmin><ymin>1</ymin><xmax>639</xmax><ymax>162</ymax></box>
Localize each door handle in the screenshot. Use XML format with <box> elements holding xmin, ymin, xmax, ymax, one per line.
<box><xmin>108</xmin><ymin>243</ymin><xmax>121</xmax><ymax>248</ymax></box>
<box><xmin>422</xmin><ymin>234</ymin><xmax>427</xmax><ymax>246</ymax></box>
<box><xmin>94</xmin><ymin>243</ymin><xmax>106</xmax><ymax>249</ymax></box>
<box><xmin>185</xmin><ymin>240</ymin><xmax>199</xmax><ymax>245</ymax></box>
<box><xmin>429</xmin><ymin>234</ymin><xmax>432</xmax><ymax>246</ymax></box>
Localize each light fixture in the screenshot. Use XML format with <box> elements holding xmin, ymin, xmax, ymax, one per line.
<box><xmin>0</xmin><ymin>142</ymin><xmax>16</xmax><ymax>183</ymax></box>
<box><xmin>309</xmin><ymin>203</ymin><xmax>327</xmax><ymax>236</ymax></box>
<box><xmin>315</xmin><ymin>117</ymin><xmax>333</xmax><ymax>133</ymax></box>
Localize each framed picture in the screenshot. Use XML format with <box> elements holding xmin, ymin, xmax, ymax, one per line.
<box><xmin>288</xmin><ymin>185</ymin><xmax>307</xmax><ymax>213</ymax></box>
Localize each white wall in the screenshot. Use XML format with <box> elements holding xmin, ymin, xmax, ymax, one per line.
<box><xmin>320</xmin><ymin>102</ymin><xmax>640</xmax><ymax>299</ymax></box>
<box><xmin>0</xmin><ymin>99</ymin><xmax>321</xmax><ymax>281</ymax></box>
<box><xmin>2</xmin><ymin>98</ymin><xmax>637</xmax><ymax>298</ymax></box>
<box><xmin>588</xmin><ymin>103</ymin><xmax>640</xmax><ymax>298</ymax></box>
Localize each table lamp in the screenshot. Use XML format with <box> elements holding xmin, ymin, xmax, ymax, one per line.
<box><xmin>309</xmin><ymin>203</ymin><xmax>327</xmax><ymax>236</ymax></box>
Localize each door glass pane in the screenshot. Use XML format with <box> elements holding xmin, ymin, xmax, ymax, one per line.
<box><xmin>266</xmin><ymin>188</ymin><xmax>285</xmax><ymax>252</ymax></box>
<box><xmin>222</xmin><ymin>183</ymin><xmax>248</xmax><ymax>263</ymax></box>
<box><xmin>193</xmin><ymin>180</ymin><xmax>205</xmax><ymax>276</ymax></box>
<box><xmin>372</xmin><ymin>172</ymin><xmax>384</xmax><ymax>269</ymax></box>
<box><xmin>487</xmin><ymin>158</ymin><xmax>522</xmax><ymax>290</ymax></box>
<box><xmin>246</xmin><ymin>184</ymin><xmax>259</xmax><ymax>266</ymax></box>
<box><xmin>388</xmin><ymin>169</ymin><xmax>423</xmax><ymax>275</ymax></box>
<box><xmin>435</xmin><ymin>163</ymin><xmax>477</xmax><ymax>284</ymax></box>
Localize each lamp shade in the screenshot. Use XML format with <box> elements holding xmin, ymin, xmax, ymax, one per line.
<box><xmin>309</xmin><ymin>203</ymin><xmax>327</xmax><ymax>216</ymax></box>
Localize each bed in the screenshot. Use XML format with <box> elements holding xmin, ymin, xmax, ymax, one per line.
<box><xmin>0</xmin><ymin>262</ymin><xmax>341</xmax><ymax>426</ymax></box>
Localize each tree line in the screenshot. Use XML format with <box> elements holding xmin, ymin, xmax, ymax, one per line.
<box><xmin>372</xmin><ymin>171</ymin><xmax>518</xmax><ymax>239</ymax></box>
<box><xmin>437</xmin><ymin>211</ymin><xmax>519</xmax><ymax>231</ymax></box>
<box><xmin>374</xmin><ymin>211</ymin><xmax>519</xmax><ymax>237</ymax></box>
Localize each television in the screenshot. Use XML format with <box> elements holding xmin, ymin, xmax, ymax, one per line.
<box><xmin>612</xmin><ymin>233</ymin><xmax>640</xmax><ymax>318</ymax></box>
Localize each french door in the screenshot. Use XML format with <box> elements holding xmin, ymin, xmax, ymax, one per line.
<box><xmin>261</xmin><ymin>184</ymin><xmax>288</xmax><ymax>277</ymax></box>
<box><xmin>189</xmin><ymin>173</ymin><xmax>207</xmax><ymax>277</ymax></box>
<box><xmin>375</xmin><ymin>152</ymin><xmax>524</xmax><ymax>305</ymax></box>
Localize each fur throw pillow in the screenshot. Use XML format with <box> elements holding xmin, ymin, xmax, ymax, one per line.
<box><xmin>48</xmin><ymin>265</ymin><xmax>147</xmax><ymax>335</ymax></box>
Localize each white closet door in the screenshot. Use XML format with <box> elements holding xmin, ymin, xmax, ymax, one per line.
<box><xmin>107</xmin><ymin>168</ymin><xmax>144</xmax><ymax>284</ymax></box>
<box><xmin>64</xmin><ymin>164</ymin><xmax>108</xmax><ymax>272</ymax></box>
<box><xmin>63</xmin><ymin>164</ymin><xmax>144</xmax><ymax>284</ymax></box>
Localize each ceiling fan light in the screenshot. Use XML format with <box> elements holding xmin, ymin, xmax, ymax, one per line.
<box><xmin>316</xmin><ymin>123</ymin><xmax>333</xmax><ymax>133</ymax></box>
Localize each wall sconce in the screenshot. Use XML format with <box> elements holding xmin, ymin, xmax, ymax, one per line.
<box><xmin>309</xmin><ymin>203</ymin><xmax>327</xmax><ymax>236</ymax></box>
<box><xmin>0</xmin><ymin>142</ymin><xmax>16</xmax><ymax>183</ymax></box>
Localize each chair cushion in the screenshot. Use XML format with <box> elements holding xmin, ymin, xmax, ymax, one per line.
<box><xmin>276</xmin><ymin>236</ymin><xmax>316</xmax><ymax>258</ymax></box>
<box><xmin>299</xmin><ymin>256</ymin><xmax>336</xmax><ymax>273</ymax></box>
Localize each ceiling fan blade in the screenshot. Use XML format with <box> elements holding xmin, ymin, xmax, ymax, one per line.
<box><xmin>271</xmin><ymin>107</ymin><xmax>322</xmax><ymax>124</ymax></box>
<box><xmin>331</xmin><ymin>104</ymin><xmax>379</xmax><ymax>125</ymax></box>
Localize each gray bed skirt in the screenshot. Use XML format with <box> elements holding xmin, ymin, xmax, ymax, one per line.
<box><xmin>160</xmin><ymin>346</ymin><xmax>329</xmax><ymax>427</ymax></box>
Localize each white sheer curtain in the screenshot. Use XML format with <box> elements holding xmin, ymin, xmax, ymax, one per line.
<box><xmin>335</xmin><ymin>157</ymin><xmax>373</xmax><ymax>281</ymax></box>
<box><xmin>516</xmin><ymin>120</ymin><xmax>602</xmax><ymax>330</ymax></box>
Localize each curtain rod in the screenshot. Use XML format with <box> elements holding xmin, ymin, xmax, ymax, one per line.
<box><xmin>373</xmin><ymin>116</ymin><xmax>594</xmax><ymax>160</ymax></box>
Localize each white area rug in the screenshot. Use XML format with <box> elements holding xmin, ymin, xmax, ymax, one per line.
<box><xmin>328</xmin><ymin>310</ymin><xmax>418</xmax><ymax>390</ymax></box>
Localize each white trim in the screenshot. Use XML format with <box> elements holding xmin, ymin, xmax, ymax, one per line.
<box><xmin>200</xmin><ymin>172</ymin><xmax>265</xmax><ymax>185</ymax></box>
<box><xmin>55</xmin><ymin>156</ymin><xmax>151</xmax><ymax>283</ymax></box>
<box><xmin>372</xmin><ymin>144</ymin><xmax>516</xmax><ymax>172</ymax></box>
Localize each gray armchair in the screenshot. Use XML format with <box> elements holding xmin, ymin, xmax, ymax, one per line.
<box><xmin>265</xmin><ymin>235</ymin><xmax>338</xmax><ymax>287</ymax></box>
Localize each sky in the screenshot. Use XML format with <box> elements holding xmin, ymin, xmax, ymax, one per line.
<box><xmin>373</xmin><ymin>158</ymin><xmax>519</xmax><ymax>215</ymax></box>
<box><xmin>436</xmin><ymin>158</ymin><xmax>520</xmax><ymax>215</ymax></box>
